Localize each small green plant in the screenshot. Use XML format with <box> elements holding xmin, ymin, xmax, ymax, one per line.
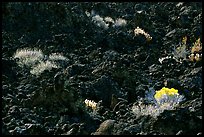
<box><xmin>158</xmin><ymin>36</ymin><xmax>188</xmax><ymax>64</ymax></box>
<box><xmin>170</xmin><ymin>36</ymin><xmax>202</xmax><ymax>63</ymax></box>
<box><xmin>172</xmin><ymin>36</ymin><xmax>188</xmax><ymax>63</ymax></box>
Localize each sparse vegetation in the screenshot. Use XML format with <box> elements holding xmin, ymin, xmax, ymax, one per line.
<box><xmin>13</xmin><ymin>48</ymin><xmax>68</xmax><ymax>75</ymax></box>
<box><xmin>2</xmin><ymin>2</ymin><xmax>202</xmax><ymax>135</ymax></box>
<box><xmin>132</xmin><ymin>87</ymin><xmax>185</xmax><ymax>118</ymax></box>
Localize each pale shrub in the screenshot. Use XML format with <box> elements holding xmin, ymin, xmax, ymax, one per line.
<box><xmin>13</xmin><ymin>48</ymin><xmax>68</xmax><ymax>76</ymax></box>
<box><xmin>13</xmin><ymin>48</ymin><xmax>44</xmax><ymax>68</ymax></box>
<box><xmin>132</xmin><ymin>87</ymin><xmax>185</xmax><ymax>118</ymax></box>
<box><xmin>30</xmin><ymin>60</ymin><xmax>59</xmax><ymax>75</ymax></box>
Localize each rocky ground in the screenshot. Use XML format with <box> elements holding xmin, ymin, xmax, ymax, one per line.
<box><xmin>2</xmin><ymin>2</ymin><xmax>202</xmax><ymax>135</ymax></box>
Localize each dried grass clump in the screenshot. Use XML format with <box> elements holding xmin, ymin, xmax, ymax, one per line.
<box><xmin>188</xmin><ymin>38</ymin><xmax>202</xmax><ymax>62</ymax></box>
<box><xmin>134</xmin><ymin>26</ymin><xmax>152</xmax><ymax>41</ymax></box>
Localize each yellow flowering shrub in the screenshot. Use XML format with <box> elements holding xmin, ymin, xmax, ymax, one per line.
<box><xmin>153</xmin><ymin>87</ymin><xmax>184</xmax><ymax>107</ymax></box>
<box><xmin>154</xmin><ymin>87</ymin><xmax>179</xmax><ymax>101</ymax></box>
<box><xmin>132</xmin><ymin>87</ymin><xmax>185</xmax><ymax>118</ymax></box>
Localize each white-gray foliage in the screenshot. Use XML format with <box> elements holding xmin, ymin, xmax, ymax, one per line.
<box><xmin>88</xmin><ymin>10</ymin><xmax>127</xmax><ymax>29</ymax></box>
<box><xmin>13</xmin><ymin>48</ymin><xmax>44</xmax><ymax>68</ymax></box>
<box><xmin>112</xmin><ymin>18</ymin><xmax>127</xmax><ymax>28</ymax></box>
<box><xmin>13</xmin><ymin>48</ymin><xmax>68</xmax><ymax>76</ymax></box>
<box><xmin>172</xmin><ymin>43</ymin><xmax>188</xmax><ymax>63</ymax></box>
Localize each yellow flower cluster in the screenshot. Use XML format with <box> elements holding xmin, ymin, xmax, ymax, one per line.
<box><xmin>132</xmin><ymin>87</ymin><xmax>185</xmax><ymax>118</ymax></box>
<box><xmin>84</xmin><ymin>99</ymin><xmax>97</xmax><ymax>110</ymax></box>
<box><xmin>191</xmin><ymin>38</ymin><xmax>202</xmax><ymax>53</ymax></box>
<box><xmin>188</xmin><ymin>38</ymin><xmax>202</xmax><ymax>62</ymax></box>
<box><xmin>154</xmin><ymin>87</ymin><xmax>179</xmax><ymax>100</ymax></box>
